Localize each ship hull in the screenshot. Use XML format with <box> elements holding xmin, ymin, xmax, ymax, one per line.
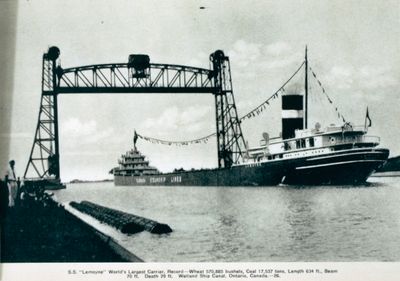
<box><xmin>114</xmin><ymin>148</ymin><xmax>389</xmax><ymax>186</ymax></box>
<box><xmin>114</xmin><ymin>160</ymin><xmax>288</xmax><ymax>186</ymax></box>
<box><xmin>283</xmin><ymin>148</ymin><xmax>389</xmax><ymax>185</ymax></box>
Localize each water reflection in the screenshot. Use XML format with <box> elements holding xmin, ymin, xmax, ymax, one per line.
<box><xmin>208</xmin><ymin>188</ymin><xmax>245</xmax><ymax>261</ymax></box>
<box><xmin>282</xmin><ymin>191</ymin><xmax>319</xmax><ymax>260</ymax></box>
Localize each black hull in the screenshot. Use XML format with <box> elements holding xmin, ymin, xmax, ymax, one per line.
<box><xmin>284</xmin><ymin>160</ymin><xmax>382</xmax><ymax>185</ymax></box>
<box><xmin>115</xmin><ymin>160</ymin><xmax>288</xmax><ymax>186</ymax></box>
<box><xmin>284</xmin><ymin>148</ymin><xmax>389</xmax><ymax>185</ymax></box>
<box><xmin>114</xmin><ymin>148</ymin><xmax>389</xmax><ymax>186</ymax></box>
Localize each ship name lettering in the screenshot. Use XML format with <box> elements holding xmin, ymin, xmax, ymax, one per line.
<box><xmin>171</xmin><ymin>176</ymin><xmax>182</xmax><ymax>183</ymax></box>
<box><xmin>150</xmin><ymin>177</ymin><xmax>166</xmax><ymax>183</ymax></box>
<box><xmin>136</xmin><ymin>178</ymin><xmax>146</xmax><ymax>184</ymax></box>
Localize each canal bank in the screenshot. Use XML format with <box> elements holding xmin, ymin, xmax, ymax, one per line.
<box><xmin>0</xmin><ymin>192</ymin><xmax>142</xmax><ymax>262</ymax></box>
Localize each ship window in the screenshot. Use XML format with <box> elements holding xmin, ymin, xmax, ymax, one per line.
<box><xmin>309</xmin><ymin>138</ymin><xmax>314</xmax><ymax>147</ymax></box>
<box><xmin>301</xmin><ymin>139</ymin><xmax>306</xmax><ymax>148</ymax></box>
<box><xmin>279</xmin><ymin>154</ymin><xmax>283</xmax><ymax>159</ymax></box>
<box><xmin>284</xmin><ymin>142</ymin><xmax>291</xmax><ymax>151</ymax></box>
<box><xmin>296</xmin><ymin>140</ymin><xmax>301</xmax><ymax>149</ymax></box>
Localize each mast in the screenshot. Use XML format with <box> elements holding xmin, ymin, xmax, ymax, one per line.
<box><xmin>133</xmin><ymin>130</ymin><xmax>138</xmax><ymax>151</ymax></box>
<box><xmin>304</xmin><ymin>45</ymin><xmax>308</xmax><ymax>129</ymax></box>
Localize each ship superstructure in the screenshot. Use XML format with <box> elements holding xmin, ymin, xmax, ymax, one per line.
<box><xmin>242</xmin><ymin>123</ymin><xmax>387</xmax><ymax>184</ymax></box>
<box><xmin>112</xmin><ymin>140</ymin><xmax>159</xmax><ymax>178</ymax></box>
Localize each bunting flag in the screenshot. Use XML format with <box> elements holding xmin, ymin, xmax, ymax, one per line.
<box><xmin>239</xmin><ymin>89</ymin><xmax>283</xmax><ymax>121</ymax></box>
<box><xmin>239</xmin><ymin>61</ymin><xmax>306</xmax><ymax>122</ymax></box>
<box><xmin>136</xmin><ymin>132</ymin><xmax>216</xmax><ymax>146</ymax></box>
<box><xmin>137</xmin><ymin>61</ymin><xmax>307</xmax><ymax>146</ymax></box>
<box><xmin>310</xmin><ymin>66</ymin><xmax>346</xmax><ymax>123</ymax></box>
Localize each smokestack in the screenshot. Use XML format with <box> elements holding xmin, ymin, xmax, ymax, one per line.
<box><xmin>281</xmin><ymin>91</ymin><xmax>304</xmax><ymax>139</ymax></box>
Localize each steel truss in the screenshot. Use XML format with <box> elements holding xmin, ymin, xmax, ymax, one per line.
<box><xmin>24</xmin><ymin>47</ymin><xmax>246</xmax><ymax>181</ymax></box>
<box><xmin>55</xmin><ymin>63</ymin><xmax>214</xmax><ymax>94</ymax></box>
<box><xmin>210</xmin><ymin>50</ymin><xmax>246</xmax><ymax>168</ymax></box>
<box><xmin>24</xmin><ymin>47</ymin><xmax>60</xmax><ymax>180</ymax></box>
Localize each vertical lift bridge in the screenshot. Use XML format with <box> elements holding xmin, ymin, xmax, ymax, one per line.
<box><xmin>24</xmin><ymin>47</ymin><xmax>246</xmax><ymax>184</ymax></box>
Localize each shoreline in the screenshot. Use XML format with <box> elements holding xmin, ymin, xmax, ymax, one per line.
<box><xmin>64</xmin><ymin>204</ymin><xmax>143</xmax><ymax>262</ymax></box>
<box><xmin>0</xmin><ymin>194</ymin><xmax>142</xmax><ymax>263</ymax></box>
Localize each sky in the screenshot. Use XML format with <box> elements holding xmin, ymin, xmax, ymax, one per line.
<box><xmin>3</xmin><ymin>0</ymin><xmax>400</xmax><ymax>181</ymax></box>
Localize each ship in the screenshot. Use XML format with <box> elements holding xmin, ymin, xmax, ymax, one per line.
<box><xmin>111</xmin><ymin>49</ymin><xmax>389</xmax><ymax>186</ymax></box>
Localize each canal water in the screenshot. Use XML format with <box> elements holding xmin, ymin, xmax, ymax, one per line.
<box><xmin>53</xmin><ymin>176</ymin><xmax>400</xmax><ymax>262</ymax></box>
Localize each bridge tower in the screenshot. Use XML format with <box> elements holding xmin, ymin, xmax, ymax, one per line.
<box><xmin>24</xmin><ymin>46</ymin><xmax>61</xmax><ymax>181</ymax></box>
<box><xmin>210</xmin><ymin>50</ymin><xmax>246</xmax><ymax>168</ymax></box>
